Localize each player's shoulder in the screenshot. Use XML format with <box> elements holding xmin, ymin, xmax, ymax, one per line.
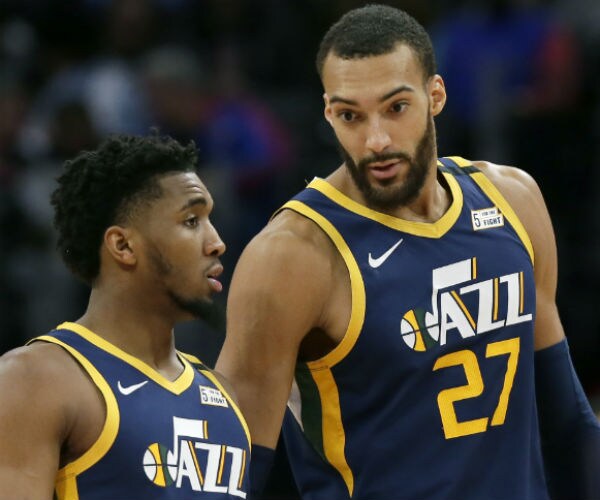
<box><xmin>472</xmin><ymin>160</ymin><xmax>542</xmax><ymax>198</ymax></box>
<box><xmin>230</xmin><ymin>203</ymin><xmax>339</xmax><ymax>310</ymax></box>
<box><xmin>0</xmin><ymin>341</ymin><xmax>82</xmax><ymax>405</ymax></box>
<box><xmin>0</xmin><ymin>341</ymin><xmax>74</xmax><ymax>377</ymax></box>
<box><xmin>471</xmin><ymin>160</ymin><xmax>553</xmax><ymax>254</ymax></box>
<box><xmin>242</xmin><ymin>206</ymin><xmax>335</xmax><ymax>265</ymax></box>
<box><xmin>268</xmin><ymin>207</ymin><xmax>331</xmax><ymax>244</ymax></box>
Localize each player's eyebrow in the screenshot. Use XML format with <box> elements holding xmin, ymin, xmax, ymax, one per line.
<box><xmin>328</xmin><ymin>85</ymin><xmax>414</xmax><ymax>106</ymax></box>
<box><xmin>179</xmin><ymin>196</ymin><xmax>207</xmax><ymax>211</ymax></box>
<box><xmin>379</xmin><ymin>85</ymin><xmax>414</xmax><ymax>102</ymax></box>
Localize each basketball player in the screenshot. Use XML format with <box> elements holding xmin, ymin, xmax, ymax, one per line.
<box><xmin>216</xmin><ymin>5</ymin><xmax>600</xmax><ymax>499</ymax></box>
<box><xmin>0</xmin><ymin>134</ymin><xmax>250</xmax><ymax>499</ymax></box>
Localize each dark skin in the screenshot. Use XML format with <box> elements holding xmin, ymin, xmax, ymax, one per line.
<box><xmin>0</xmin><ymin>172</ymin><xmax>226</xmax><ymax>498</ymax></box>
<box><xmin>216</xmin><ymin>44</ymin><xmax>565</xmax><ymax>450</ymax></box>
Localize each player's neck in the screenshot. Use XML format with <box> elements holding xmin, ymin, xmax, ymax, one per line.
<box><xmin>329</xmin><ymin>163</ymin><xmax>452</xmax><ymax>222</ymax></box>
<box><xmin>76</xmin><ymin>291</ymin><xmax>183</xmax><ymax>378</ymax></box>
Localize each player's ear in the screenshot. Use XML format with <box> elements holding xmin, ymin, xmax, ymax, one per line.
<box><xmin>323</xmin><ymin>93</ymin><xmax>334</xmax><ymax>126</ymax></box>
<box><xmin>429</xmin><ymin>75</ymin><xmax>446</xmax><ymax>117</ymax></box>
<box><xmin>104</xmin><ymin>225</ymin><xmax>137</xmax><ymax>266</ymax></box>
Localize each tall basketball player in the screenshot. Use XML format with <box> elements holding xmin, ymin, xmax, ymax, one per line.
<box><xmin>0</xmin><ymin>134</ymin><xmax>250</xmax><ymax>499</ymax></box>
<box><xmin>216</xmin><ymin>5</ymin><xmax>600</xmax><ymax>499</ymax></box>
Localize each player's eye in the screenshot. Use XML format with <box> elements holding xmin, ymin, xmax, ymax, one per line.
<box><xmin>390</xmin><ymin>101</ymin><xmax>407</xmax><ymax>113</ymax></box>
<box><xmin>184</xmin><ymin>216</ymin><xmax>199</xmax><ymax>228</ymax></box>
<box><xmin>338</xmin><ymin>110</ymin><xmax>356</xmax><ymax>122</ymax></box>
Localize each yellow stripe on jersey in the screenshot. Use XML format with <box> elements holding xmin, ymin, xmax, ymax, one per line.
<box><xmin>33</xmin><ymin>335</ymin><xmax>120</xmax><ymax>500</ymax></box>
<box><xmin>310</xmin><ymin>366</ymin><xmax>354</xmax><ymax>497</ymax></box>
<box><xmin>279</xmin><ymin>199</ymin><xmax>359</xmax><ymax>495</ymax></box>
<box><xmin>55</xmin><ymin>322</ymin><xmax>195</xmax><ymax>395</ymax></box>
<box><xmin>238</xmin><ymin>450</ymin><xmax>246</xmax><ymax>489</ymax></box>
<box><xmin>218</xmin><ymin>445</ymin><xmax>226</xmax><ymax>484</ymax></box>
<box><xmin>198</xmin><ymin>368</ymin><xmax>251</xmax><ymax>449</ymax></box>
<box><xmin>450</xmin><ymin>291</ymin><xmax>477</xmax><ymax>330</ymax></box>
<box><xmin>404</xmin><ymin>309</ymin><xmax>426</xmax><ymax>352</ymax></box>
<box><xmin>445</xmin><ymin>156</ymin><xmax>473</xmax><ymax>168</ymax></box>
<box><xmin>467</xmin><ymin>172</ymin><xmax>534</xmax><ymax>266</ymax></box>
<box><xmin>439</xmin><ymin>157</ymin><xmax>533</xmax><ymax>265</ymax></box>
<box><xmin>149</xmin><ymin>443</ymin><xmax>168</xmax><ymax>487</ymax></box>
<box><xmin>306</xmin><ymin>175</ymin><xmax>463</xmax><ymax>238</ymax></box>
<box><xmin>519</xmin><ymin>271</ymin><xmax>525</xmax><ymax>314</ymax></box>
<box><xmin>189</xmin><ymin>440</ymin><xmax>205</xmax><ymax>485</ymax></box>
<box><xmin>282</xmin><ymin>200</ymin><xmax>366</xmax><ymax>369</ymax></box>
<box><xmin>493</xmin><ymin>278</ymin><xmax>500</xmax><ymax>321</ymax></box>
<box><xmin>55</xmin><ymin>474</ymin><xmax>79</xmax><ymax>500</ymax></box>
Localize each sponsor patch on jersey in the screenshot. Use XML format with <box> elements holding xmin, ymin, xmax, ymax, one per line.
<box><xmin>199</xmin><ymin>386</ymin><xmax>229</xmax><ymax>407</ymax></box>
<box><xmin>471</xmin><ymin>207</ymin><xmax>504</xmax><ymax>231</ymax></box>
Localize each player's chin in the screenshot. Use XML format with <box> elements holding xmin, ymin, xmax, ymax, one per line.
<box><xmin>172</xmin><ymin>292</ymin><xmax>216</xmax><ymax>321</ymax></box>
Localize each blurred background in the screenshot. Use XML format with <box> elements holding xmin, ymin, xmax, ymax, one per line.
<box><xmin>0</xmin><ymin>0</ymin><xmax>598</xmax><ymax>497</ymax></box>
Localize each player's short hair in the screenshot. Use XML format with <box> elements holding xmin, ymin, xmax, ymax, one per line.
<box><xmin>51</xmin><ymin>133</ymin><xmax>198</xmax><ymax>285</ymax></box>
<box><xmin>316</xmin><ymin>4</ymin><xmax>436</xmax><ymax>81</ymax></box>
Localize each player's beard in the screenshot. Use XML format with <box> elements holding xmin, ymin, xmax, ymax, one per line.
<box><xmin>337</xmin><ymin>112</ymin><xmax>436</xmax><ymax>212</ymax></box>
<box><xmin>149</xmin><ymin>246</ymin><xmax>215</xmax><ymax>320</ymax></box>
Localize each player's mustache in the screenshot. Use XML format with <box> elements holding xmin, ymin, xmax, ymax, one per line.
<box><xmin>358</xmin><ymin>151</ymin><xmax>412</xmax><ymax>169</ymax></box>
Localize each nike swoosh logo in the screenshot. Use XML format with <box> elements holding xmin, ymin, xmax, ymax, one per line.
<box><xmin>117</xmin><ymin>380</ymin><xmax>148</xmax><ymax>395</ymax></box>
<box><xmin>368</xmin><ymin>238</ymin><xmax>404</xmax><ymax>268</ymax></box>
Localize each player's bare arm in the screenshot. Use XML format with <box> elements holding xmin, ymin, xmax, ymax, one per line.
<box><xmin>477</xmin><ymin>160</ymin><xmax>600</xmax><ymax>497</ymax></box>
<box><xmin>0</xmin><ymin>343</ymin><xmax>103</xmax><ymax>499</ymax></box>
<box><xmin>474</xmin><ymin>161</ymin><xmax>564</xmax><ymax>349</ymax></box>
<box><xmin>217</xmin><ymin>209</ymin><xmax>346</xmax><ymax>449</ymax></box>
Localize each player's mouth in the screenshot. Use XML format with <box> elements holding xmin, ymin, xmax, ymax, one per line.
<box><xmin>368</xmin><ymin>159</ymin><xmax>405</xmax><ymax>180</ymax></box>
<box><xmin>206</xmin><ymin>263</ymin><xmax>224</xmax><ymax>293</ymax></box>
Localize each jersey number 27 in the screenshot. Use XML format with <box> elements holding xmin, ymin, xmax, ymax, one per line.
<box><xmin>433</xmin><ymin>337</ymin><xmax>520</xmax><ymax>439</ymax></box>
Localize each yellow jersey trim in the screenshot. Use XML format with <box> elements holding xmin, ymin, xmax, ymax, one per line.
<box><xmin>279</xmin><ymin>200</ymin><xmax>359</xmax><ymax>495</ymax></box>
<box><xmin>54</xmin><ymin>474</ymin><xmax>78</xmax><ymax>500</ymax></box>
<box><xmin>311</xmin><ymin>366</ymin><xmax>354</xmax><ymax>497</ymax></box>
<box><xmin>468</xmin><ymin>172</ymin><xmax>535</xmax><ymax>266</ymax></box>
<box><xmin>439</xmin><ymin>156</ymin><xmax>533</xmax><ymax>264</ymax></box>
<box><xmin>281</xmin><ymin>200</ymin><xmax>366</xmax><ymax>369</ymax></box>
<box><xmin>56</xmin><ymin>322</ymin><xmax>194</xmax><ymax>395</ymax></box>
<box><xmin>33</xmin><ymin>335</ymin><xmax>119</xmax><ymax>500</ymax></box>
<box><xmin>305</xmin><ymin>172</ymin><xmax>463</xmax><ymax>238</ymax></box>
<box><xmin>179</xmin><ymin>352</ymin><xmax>251</xmax><ymax>449</ymax></box>
<box><xmin>444</xmin><ymin>155</ymin><xmax>472</xmax><ymax>167</ymax></box>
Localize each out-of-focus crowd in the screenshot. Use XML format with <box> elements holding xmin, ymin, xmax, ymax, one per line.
<box><xmin>0</xmin><ymin>0</ymin><xmax>599</xmax><ymax>400</ymax></box>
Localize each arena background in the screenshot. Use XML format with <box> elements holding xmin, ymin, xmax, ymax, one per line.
<box><xmin>0</xmin><ymin>1</ymin><xmax>598</xmax><ymax>497</ymax></box>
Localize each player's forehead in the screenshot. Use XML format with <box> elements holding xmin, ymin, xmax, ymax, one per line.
<box><xmin>156</xmin><ymin>171</ymin><xmax>213</xmax><ymax>211</ymax></box>
<box><xmin>322</xmin><ymin>44</ymin><xmax>425</xmax><ymax>101</ymax></box>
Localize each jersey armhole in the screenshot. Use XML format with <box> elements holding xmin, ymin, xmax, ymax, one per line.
<box><xmin>32</xmin><ymin>335</ymin><xmax>120</xmax><ymax>494</ymax></box>
<box><xmin>440</xmin><ymin>156</ymin><xmax>535</xmax><ymax>266</ymax></box>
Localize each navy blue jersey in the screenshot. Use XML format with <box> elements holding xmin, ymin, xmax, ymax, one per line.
<box><xmin>32</xmin><ymin>322</ymin><xmax>250</xmax><ymax>500</ymax></box>
<box><xmin>280</xmin><ymin>157</ymin><xmax>549</xmax><ymax>499</ymax></box>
